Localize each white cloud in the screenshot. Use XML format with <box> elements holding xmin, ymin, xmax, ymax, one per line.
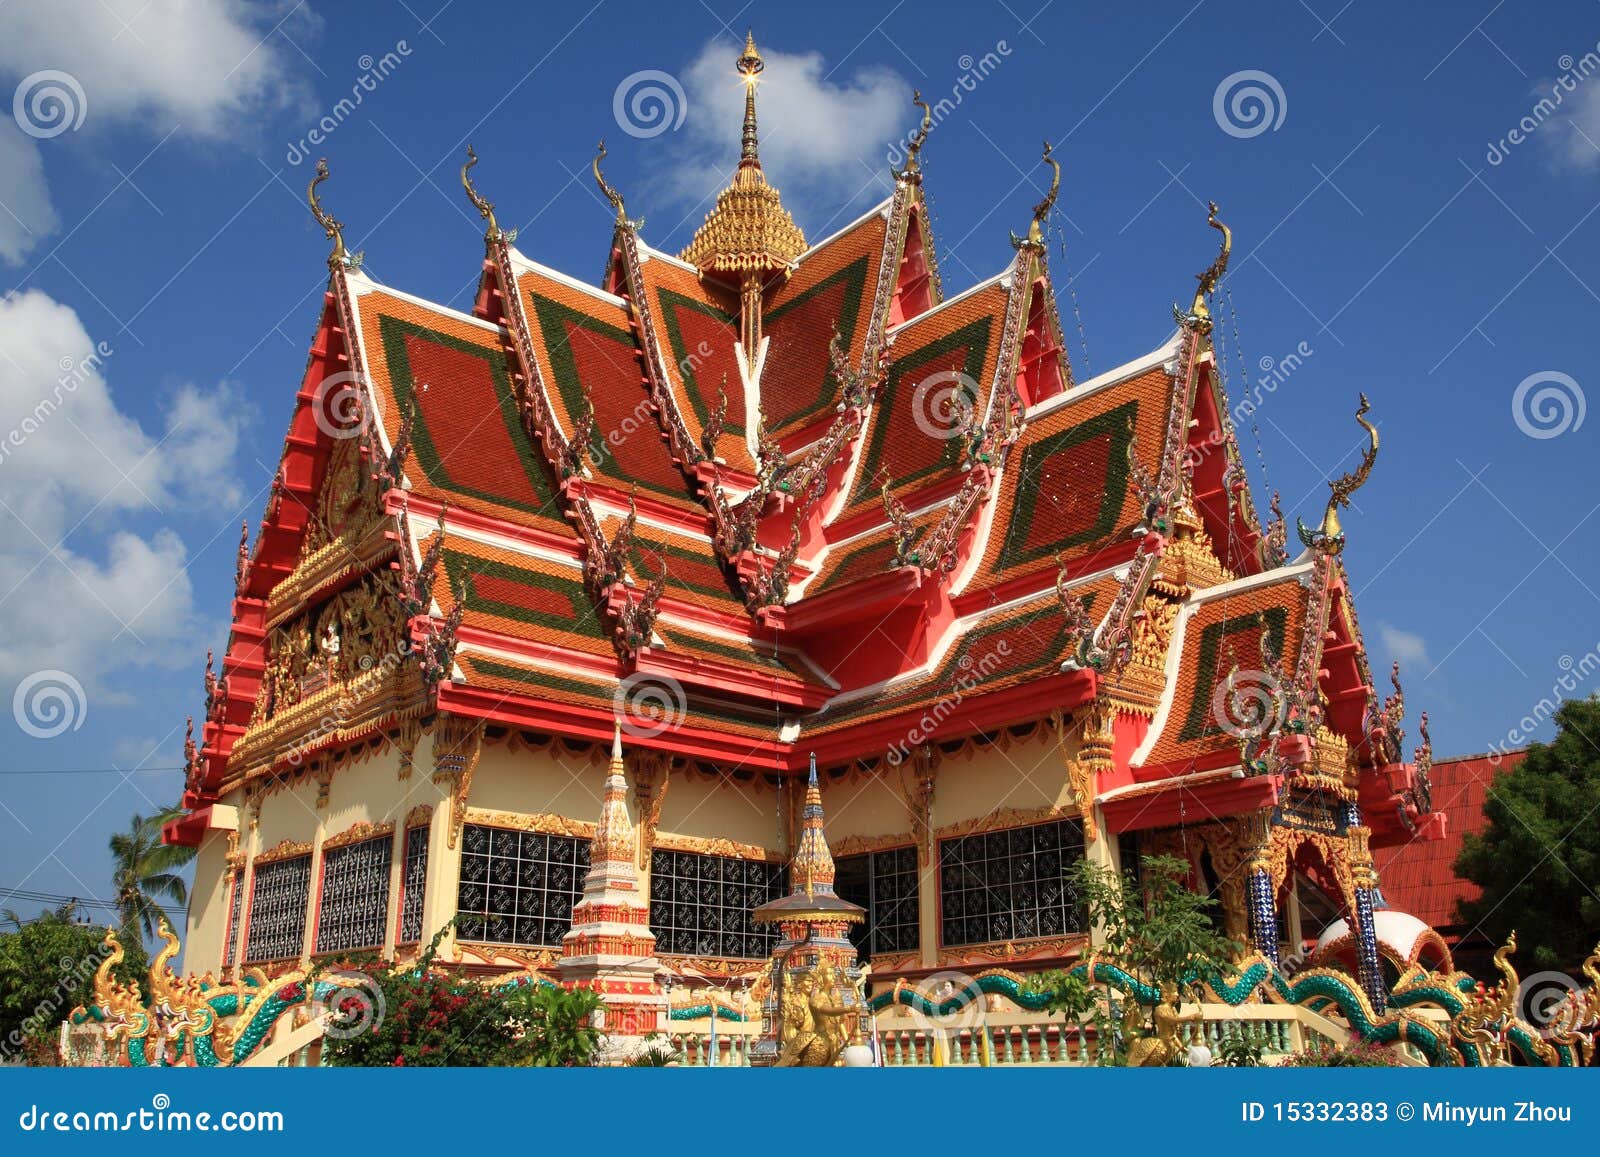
<box><xmin>0</xmin><ymin>0</ymin><xmax>311</xmax><ymax>137</ymax></box>
<box><xmin>0</xmin><ymin>124</ymin><xmax>59</xmax><ymax>265</ymax></box>
<box><xmin>1378</xmin><ymin>623</ymin><xmax>1431</xmax><ymax>671</ymax></box>
<box><xmin>657</xmin><ymin>37</ymin><xmax>912</xmax><ymax>225</ymax></box>
<box><xmin>0</xmin><ymin>0</ymin><xmax>315</xmax><ymax>265</ymax></box>
<box><xmin>1552</xmin><ymin>81</ymin><xmax>1600</xmax><ymax>171</ymax></box>
<box><xmin>0</xmin><ymin>289</ymin><xmax>246</xmax><ymax>691</ymax></box>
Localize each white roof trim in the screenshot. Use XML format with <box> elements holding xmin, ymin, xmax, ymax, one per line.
<box><xmin>507</xmin><ymin>247</ymin><xmax>629</xmax><ymax>309</ymax></box>
<box><xmin>431</xmin><ymin>515</ymin><xmax>585</xmax><ymax>570</ymax></box>
<box><xmin>343</xmin><ymin>274</ymin><xmax>503</xmax><ymax>334</ymax></box>
<box><xmin>796</xmin><ymin>195</ymin><xmax>895</xmax><ymax>262</ymax></box>
<box><xmin>1024</xmin><ymin>332</ymin><xmax>1183</xmax><ymax>422</ymax></box>
<box><xmin>634</xmin><ymin>239</ymin><xmax>699</xmax><ymax>272</ymax></box>
<box><xmin>886</xmin><ymin>268</ymin><xmax>1009</xmax><ymax>336</ymax></box>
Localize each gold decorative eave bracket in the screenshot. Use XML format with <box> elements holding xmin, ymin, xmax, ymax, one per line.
<box><xmin>264</xmin><ymin>516</ymin><xmax>399</xmax><ymax>629</ymax></box>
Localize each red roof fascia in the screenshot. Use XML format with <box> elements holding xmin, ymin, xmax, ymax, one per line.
<box><xmin>767</xmin><ymin>565</ymin><xmax>927</xmax><ymax>635</ymax></box>
<box><xmin>632</xmin><ymin>647</ymin><xmax>833</xmax><ymax>710</ymax></box>
<box><xmin>437</xmin><ymin>682</ymin><xmax>790</xmax><ymax>769</ymax></box>
<box><xmin>804</xmin><ymin>668</ymin><xmax>1097</xmax><ymax>766</ymax></box>
<box><xmin>1103</xmin><ymin>772</ymin><xmax>1284</xmax><ymax>835</ymax></box>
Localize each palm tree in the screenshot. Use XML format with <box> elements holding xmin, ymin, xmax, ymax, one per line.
<box><xmin>109</xmin><ymin>809</ymin><xmax>195</xmax><ymax>941</ymax></box>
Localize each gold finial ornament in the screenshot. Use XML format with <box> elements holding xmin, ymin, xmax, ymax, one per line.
<box><xmin>1296</xmin><ymin>392</ymin><xmax>1379</xmax><ymax>555</ymax></box>
<box><xmin>899</xmin><ymin>89</ymin><xmax>933</xmax><ymax>181</ymax></box>
<box><xmin>592</xmin><ymin>139</ymin><xmax>628</xmax><ymax>224</ymax></box>
<box><xmin>307</xmin><ymin>158</ymin><xmax>349</xmax><ymax>269</ymax></box>
<box><xmin>680</xmin><ymin>31</ymin><xmax>806</xmax><ymax>363</ymax></box>
<box><xmin>1027</xmin><ymin>140</ymin><xmax>1061</xmax><ymax>245</ymax></box>
<box><xmin>1183</xmin><ymin>200</ymin><xmax>1232</xmax><ymax>332</ymax></box>
<box><xmin>461</xmin><ymin>144</ymin><xmax>500</xmax><ymax>242</ymax></box>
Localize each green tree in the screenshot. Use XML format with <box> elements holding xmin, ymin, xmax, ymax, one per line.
<box><xmin>502</xmin><ymin>983</ymin><xmax>602</xmax><ymax>1067</ymax></box>
<box><xmin>1030</xmin><ymin>853</ymin><xmax>1242</xmax><ymax>1059</ymax></box>
<box><xmin>109</xmin><ymin>809</ymin><xmax>195</xmax><ymax>943</ymax></box>
<box><xmin>0</xmin><ymin>903</ymin><xmax>146</xmax><ymax>1065</ymax></box>
<box><xmin>1455</xmin><ymin>699</ymin><xmax>1600</xmax><ymax>970</ymax></box>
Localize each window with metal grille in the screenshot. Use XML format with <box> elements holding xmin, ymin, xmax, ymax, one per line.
<box><xmin>315</xmin><ymin>835</ymin><xmax>392</xmax><ymax>954</ymax></box>
<box><xmin>834</xmin><ymin>846</ymin><xmax>920</xmax><ymax>957</ymax></box>
<box><xmin>938</xmin><ymin>819</ymin><xmax>1086</xmax><ymax>947</ymax></box>
<box><xmin>244</xmin><ymin>854</ymin><xmax>311</xmax><ymax>962</ymax></box>
<box><xmin>648</xmin><ymin>849</ymin><xmax>787</xmax><ymax>959</ymax></box>
<box><xmin>398</xmin><ymin>826</ymin><xmax>428</xmax><ymax>944</ymax></box>
<box><xmin>222</xmin><ymin>869</ymin><xmax>243</xmax><ymax>967</ymax></box>
<box><xmin>455</xmin><ymin>824</ymin><xmax>589</xmax><ymax>947</ymax></box>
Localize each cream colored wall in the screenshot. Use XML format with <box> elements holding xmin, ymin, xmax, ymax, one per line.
<box><xmin>184</xmin><ymin>825</ymin><xmax>236</xmax><ymax>975</ymax></box>
<box><xmin>653</xmin><ymin>771</ymin><xmax>782</xmax><ymax>852</ymax></box>
<box><xmin>930</xmin><ymin>730</ymin><xmax>1077</xmax><ymax>830</ymax></box>
<box><xmin>469</xmin><ymin>741</ymin><xmax>607</xmax><ymax>822</ymax></box>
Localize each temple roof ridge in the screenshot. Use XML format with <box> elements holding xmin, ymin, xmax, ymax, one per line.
<box><xmin>883</xmin><ymin>264</ymin><xmax>1012</xmax><ymax>336</ymax></box>
<box><xmin>791</xmin><ymin>194</ymin><xmax>895</xmax><ymax>264</ymax></box>
<box><xmin>1022</xmin><ymin>330</ymin><xmax>1184</xmax><ymax>421</ymax></box>
<box><xmin>506</xmin><ymin>245</ymin><xmax>630</xmax><ymax>307</ymax></box>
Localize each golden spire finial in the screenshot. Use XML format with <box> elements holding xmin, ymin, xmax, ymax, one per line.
<box><xmin>1185</xmin><ymin>200</ymin><xmax>1232</xmax><ymax>332</ymax></box>
<box><xmin>307</xmin><ymin>158</ymin><xmax>348</xmax><ymax>269</ymax></box>
<box><xmin>901</xmin><ymin>89</ymin><xmax>933</xmax><ymax>180</ymax></box>
<box><xmin>593</xmin><ymin>139</ymin><xmax>628</xmax><ymax>224</ymax></box>
<box><xmin>1027</xmin><ymin>140</ymin><xmax>1060</xmax><ymax>245</ymax></box>
<box><xmin>461</xmin><ymin>144</ymin><xmax>500</xmax><ymax>242</ymax></box>
<box><xmin>737</xmin><ymin>30</ymin><xmax>765</xmax><ymax>166</ymax></box>
<box><xmin>1296</xmin><ymin>392</ymin><xmax>1378</xmax><ymax>555</ymax></box>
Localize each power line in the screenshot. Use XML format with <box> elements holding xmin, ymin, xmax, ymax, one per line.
<box><xmin>0</xmin><ymin>886</ymin><xmax>121</xmax><ymax>913</ymax></box>
<box><xmin>0</xmin><ymin>766</ymin><xmax>184</xmax><ymax>776</ymax></box>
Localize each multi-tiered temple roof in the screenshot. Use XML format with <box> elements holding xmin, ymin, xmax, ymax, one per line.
<box><xmin>169</xmin><ymin>35</ymin><xmax>1441</xmax><ymax>863</ymax></box>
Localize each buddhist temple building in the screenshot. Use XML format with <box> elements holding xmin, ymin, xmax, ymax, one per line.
<box><xmin>165</xmin><ymin>34</ymin><xmax>1456</xmax><ymax>1035</ymax></box>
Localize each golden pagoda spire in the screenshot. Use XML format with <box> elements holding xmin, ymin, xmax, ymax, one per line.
<box><xmin>738</xmin><ymin>29</ymin><xmax>764</xmax><ymax>167</ymax></box>
<box><xmin>593</xmin><ymin>722</ymin><xmax>638</xmax><ymax>865</ymax></box>
<box><xmin>791</xmin><ymin>753</ymin><xmax>836</xmax><ymax>897</ymax></box>
<box><xmin>679</xmin><ymin>32</ymin><xmax>807</xmax><ymax>366</ymax></box>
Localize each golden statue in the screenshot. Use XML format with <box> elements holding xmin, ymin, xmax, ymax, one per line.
<box><xmin>1126</xmin><ymin>980</ymin><xmax>1203</xmax><ymax>1067</ymax></box>
<box><xmin>775</xmin><ymin>958</ymin><xmax>857</xmax><ymax>1066</ymax></box>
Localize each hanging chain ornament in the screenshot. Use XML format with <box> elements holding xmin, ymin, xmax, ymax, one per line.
<box><xmin>1049</xmin><ymin>214</ymin><xmax>1093</xmax><ymax>379</ymax></box>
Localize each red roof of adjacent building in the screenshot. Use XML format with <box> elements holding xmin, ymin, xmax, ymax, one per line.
<box><xmin>1373</xmin><ymin>751</ymin><xmax>1520</xmax><ymax>929</ymax></box>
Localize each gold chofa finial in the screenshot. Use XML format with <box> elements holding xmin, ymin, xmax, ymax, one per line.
<box><xmin>1028</xmin><ymin>140</ymin><xmax>1060</xmax><ymax>244</ymax></box>
<box><xmin>1296</xmin><ymin>393</ymin><xmax>1378</xmax><ymax>556</ymax></box>
<box><xmin>1185</xmin><ymin>200</ymin><xmax>1232</xmax><ymax>332</ymax></box>
<box><xmin>902</xmin><ymin>89</ymin><xmax>933</xmax><ymax>179</ymax></box>
<box><xmin>307</xmin><ymin>159</ymin><xmax>348</xmax><ymax>269</ymax></box>
<box><xmin>461</xmin><ymin>144</ymin><xmax>500</xmax><ymax>241</ymax></box>
<box><xmin>593</xmin><ymin>139</ymin><xmax>627</xmax><ymax>224</ymax></box>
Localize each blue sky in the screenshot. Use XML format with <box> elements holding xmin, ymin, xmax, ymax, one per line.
<box><xmin>0</xmin><ymin>0</ymin><xmax>1597</xmax><ymax>921</ymax></box>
